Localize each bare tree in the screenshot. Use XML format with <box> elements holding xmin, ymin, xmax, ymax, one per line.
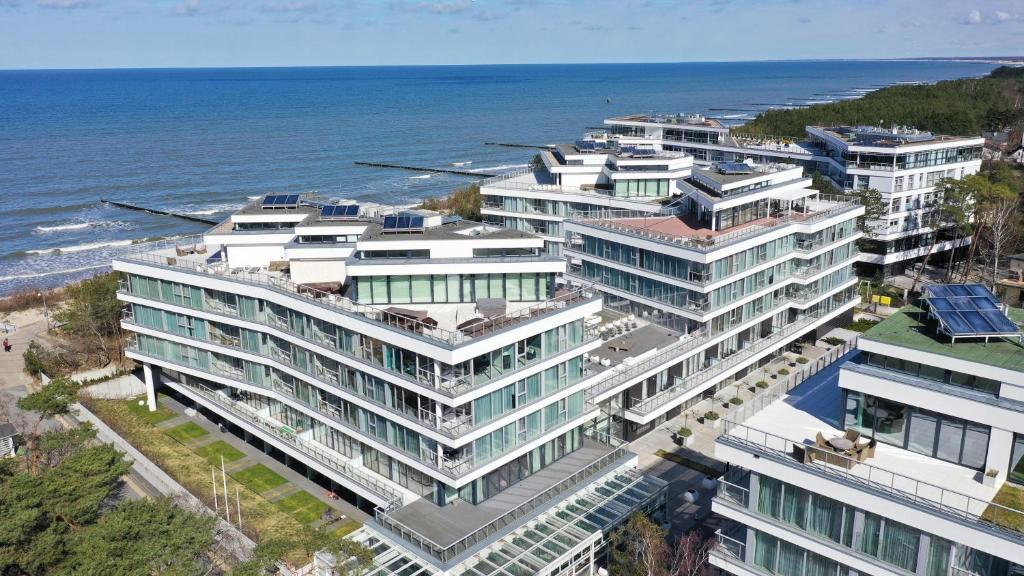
<box><xmin>982</xmin><ymin>191</ymin><xmax>1021</xmax><ymax>289</ymax></box>
<box><xmin>667</xmin><ymin>531</ymin><xmax>716</xmax><ymax>576</ymax></box>
<box><xmin>609</xmin><ymin>514</ymin><xmax>670</xmax><ymax>576</ymax></box>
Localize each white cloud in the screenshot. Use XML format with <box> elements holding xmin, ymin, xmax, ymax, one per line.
<box><xmin>172</xmin><ymin>0</ymin><xmax>203</xmax><ymax>16</ymax></box>
<box><xmin>961</xmin><ymin>9</ymin><xmax>983</xmax><ymax>24</ymax></box>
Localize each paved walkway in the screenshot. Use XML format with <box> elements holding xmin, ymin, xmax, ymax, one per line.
<box><xmin>633</xmin><ymin>329</ymin><xmax>859</xmax><ymax>536</ymax></box>
<box><xmin>0</xmin><ymin>308</ymin><xmax>47</xmax><ymax>398</ymax></box>
<box><xmin>156</xmin><ymin>393</ymin><xmax>370</xmax><ymax>529</ymax></box>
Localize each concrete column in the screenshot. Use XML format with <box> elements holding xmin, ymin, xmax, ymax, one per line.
<box><xmin>747</xmin><ymin>471</ymin><xmax>760</xmax><ymax>511</ymax></box>
<box><xmin>986</xmin><ymin>428</ymin><xmax>1014</xmax><ymax>480</ymax></box>
<box><xmin>916</xmin><ymin>534</ymin><xmax>931</xmax><ymax>576</ymax></box>
<box><xmin>143</xmin><ymin>363</ymin><xmax>157</xmax><ymax>412</ymax></box>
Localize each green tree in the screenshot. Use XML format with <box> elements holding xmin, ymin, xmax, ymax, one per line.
<box><xmin>530</xmin><ymin>153</ymin><xmax>545</xmax><ymax>171</ymax></box>
<box><xmin>57</xmin><ymin>497</ymin><xmax>216</xmax><ymax>576</ymax></box>
<box><xmin>16</xmin><ymin>376</ymin><xmax>80</xmax><ymax>474</ymax></box>
<box><xmin>418</xmin><ymin>182</ymin><xmax>482</xmax><ymax>221</ymax></box>
<box><xmin>0</xmin><ymin>443</ymin><xmax>130</xmax><ymax>574</ymax></box>
<box><xmin>53</xmin><ymin>272</ymin><xmax>123</xmax><ymax>365</ymax></box>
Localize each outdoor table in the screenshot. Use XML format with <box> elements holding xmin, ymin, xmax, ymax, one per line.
<box><xmin>828</xmin><ymin>437</ymin><xmax>854</xmax><ymax>451</ymax></box>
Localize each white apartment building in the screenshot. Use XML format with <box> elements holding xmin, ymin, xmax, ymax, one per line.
<box><xmin>560</xmin><ymin>162</ymin><xmax>863</xmax><ymax>440</ymax></box>
<box><xmin>599</xmin><ymin>114</ymin><xmax>985</xmax><ymax>277</ymax></box>
<box><xmin>711</xmin><ymin>284</ymin><xmax>1024</xmax><ymax>576</ymax></box>
<box><xmin>480</xmin><ymin>138</ymin><xmax>694</xmax><ymax>256</ymax></box>
<box><xmin>113</xmin><ymin>195</ymin><xmax>667</xmax><ymax>575</ymax></box>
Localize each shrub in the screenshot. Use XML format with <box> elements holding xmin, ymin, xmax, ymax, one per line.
<box><xmin>22</xmin><ymin>340</ymin><xmax>74</xmax><ymax>378</ymax></box>
<box><xmin>678</xmin><ymin>427</ymin><xmax>693</xmax><ymax>438</ymax></box>
<box><xmin>729</xmin><ymin>397</ymin><xmax>743</xmax><ymax>405</ymax></box>
<box><xmin>822</xmin><ymin>336</ymin><xmax>845</xmax><ymax>346</ymax></box>
<box><xmin>778</xmin><ymin>368</ymin><xmax>791</xmax><ymax>376</ymax></box>
<box><xmin>703</xmin><ymin>411</ymin><xmax>720</xmax><ymax>421</ymax></box>
<box><xmin>755</xmin><ymin>380</ymin><xmax>769</xmax><ymax>389</ymax></box>
<box><xmin>796</xmin><ymin>357</ymin><xmax>810</xmax><ymax>364</ymax></box>
<box><xmin>847</xmin><ymin>319</ymin><xmax>880</xmax><ymax>333</ymax></box>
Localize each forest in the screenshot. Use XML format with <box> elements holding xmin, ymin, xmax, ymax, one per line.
<box><xmin>739</xmin><ymin>65</ymin><xmax>1024</xmax><ymax>138</ymax></box>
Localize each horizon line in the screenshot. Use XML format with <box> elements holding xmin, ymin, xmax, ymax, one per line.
<box><xmin>1</xmin><ymin>56</ymin><xmax>1019</xmax><ymax>73</ymax></box>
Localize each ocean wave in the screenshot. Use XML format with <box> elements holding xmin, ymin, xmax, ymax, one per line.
<box><xmin>34</xmin><ymin>220</ymin><xmax>133</xmax><ymax>234</ymax></box>
<box><xmin>26</xmin><ymin>239</ymin><xmax>134</xmax><ymax>255</ymax></box>
<box><xmin>468</xmin><ymin>163</ymin><xmax>529</xmax><ymax>173</ymax></box>
<box><xmin>2</xmin><ymin>263</ymin><xmax>110</xmax><ymax>281</ymax></box>
<box><xmin>177</xmin><ymin>202</ymin><xmax>246</xmax><ymax>216</ymax></box>
<box><xmin>408</xmin><ymin>174</ymin><xmax>433</xmax><ymax>180</ymax></box>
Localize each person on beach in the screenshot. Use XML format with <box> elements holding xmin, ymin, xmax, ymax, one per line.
<box><xmin>3</xmin><ymin>338</ymin><xmax>10</xmax><ymax>352</ymax></box>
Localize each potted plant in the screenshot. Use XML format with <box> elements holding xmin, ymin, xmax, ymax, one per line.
<box><xmin>678</xmin><ymin>426</ymin><xmax>693</xmax><ymax>447</ymax></box>
<box><xmin>778</xmin><ymin>368</ymin><xmax>790</xmax><ymax>377</ymax></box>
<box><xmin>730</xmin><ymin>397</ymin><xmax>743</xmax><ymax>406</ymax></box>
<box><xmin>796</xmin><ymin>356</ymin><xmax>810</xmax><ymax>365</ymax></box>
<box><xmin>756</xmin><ymin>380</ymin><xmax>770</xmax><ymax>390</ymax></box>
<box><xmin>704</xmin><ymin>411</ymin><xmax>721</xmax><ymax>429</ymax></box>
<box><xmin>984</xmin><ymin>469</ymin><xmax>999</xmax><ymax>487</ymax></box>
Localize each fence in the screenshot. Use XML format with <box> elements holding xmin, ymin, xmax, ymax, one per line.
<box><xmin>727</xmin><ymin>336</ymin><xmax>858</xmax><ymax>426</ymax></box>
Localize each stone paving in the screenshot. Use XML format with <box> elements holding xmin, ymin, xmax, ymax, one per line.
<box><xmin>632</xmin><ymin>329</ymin><xmax>860</xmax><ymax>537</ymax></box>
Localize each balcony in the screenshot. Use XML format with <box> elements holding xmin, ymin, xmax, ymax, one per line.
<box><xmin>120</xmin><ymin>278</ymin><xmax>598</xmax><ymax>400</ymax></box>
<box><xmin>569</xmin><ymin>196</ymin><xmax>861</xmax><ymax>254</ymax></box>
<box><xmin>626</xmin><ymin>292</ymin><xmax>857</xmax><ymax>417</ymax></box>
<box><xmin>372</xmin><ymin>428</ymin><xmax>631</xmax><ymax>566</ymax></box>
<box><xmin>717</xmin><ymin>419</ymin><xmax>1024</xmax><ymax>544</ymax></box>
<box><xmin>115</xmin><ymin>236</ymin><xmax>599</xmax><ymax>349</ymax></box>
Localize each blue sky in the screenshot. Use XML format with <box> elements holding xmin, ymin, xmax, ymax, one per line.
<box><xmin>1</xmin><ymin>0</ymin><xmax>1022</xmax><ymax>69</ymax></box>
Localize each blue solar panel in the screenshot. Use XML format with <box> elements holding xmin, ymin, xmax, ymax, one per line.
<box><xmin>924</xmin><ymin>283</ymin><xmax>1019</xmax><ymax>338</ymax></box>
<box><xmin>382</xmin><ymin>215</ymin><xmax>398</xmax><ymax>229</ymax></box>
<box><xmin>381</xmin><ymin>213</ymin><xmax>425</xmax><ymax>233</ymax></box>
<box><xmin>262</xmin><ymin>194</ymin><xmax>300</xmax><ymax>208</ymax></box>
<box><xmin>321</xmin><ymin>204</ymin><xmax>360</xmax><ymax>220</ymax></box>
<box><xmin>717</xmin><ymin>162</ymin><xmax>754</xmax><ymax>175</ymax></box>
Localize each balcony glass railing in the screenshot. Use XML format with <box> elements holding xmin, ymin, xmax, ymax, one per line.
<box><xmin>116</xmin><ymin>236</ymin><xmax>599</xmax><ymax>348</ymax></box>
<box><xmin>626</xmin><ymin>292</ymin><xmax>857</xmax><ymax>416</ymax></box>
<box><xmin>570</xmin><ymin>197</ymin><xmax>861</xmax><ymax>254</ymax></box>
<box><xmin>372</xmin><ymin>428</ymin><xmax>628</xmax><ymax>564</ymax></box>
<box><xmin>119</xmin><ymin>276</ymin><xmax>598</xmax><ymax>399</ymax></box>
<box><xmin>718</xmin><ymin>420</ymin><xmax>1024</xmax><ymax>542</ymax></box>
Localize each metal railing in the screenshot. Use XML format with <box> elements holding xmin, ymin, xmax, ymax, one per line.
<box><xmin>714</xmin><ymin>528</ymin><xmax>747</xmax><ymax>561</ymax></box>
<box><xmin>116</xmin><ymin>235</ymin><xmax>599</xmax><ymax>348</ymax></box>
<box><xmin>372</xmin><ymin>427</ymin><xmax>629</xmax><ymax>565</ymax></box>
<box><xmin>718</xmin><ymin>420</ymin><xmax>1024</xmax><ymax>541</ymax></box>
<box><xmin>627</xmin><ymin>293</ymin><xmax>856</xmax><ymax>416</ymax></box>
<box><xmin>167</xmin><ymin>376</ymin><xmax>403</xmax><ymax>504</ymax></box>
<box><xmin>569</xmin><ymin>196</ymin><xmax>861</xmax><ymax>253</ymax></box>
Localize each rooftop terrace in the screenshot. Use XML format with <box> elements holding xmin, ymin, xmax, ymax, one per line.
<box><xmin>719</xmin><ymin>371</ymin><xmax>1024</xmax><ymax>539</ymax></box>
<box><xmin>116</xmin><ymin>236</ymin><xmax>600</xmax><ymax>348</ymax></box>
<box><xmin>861</xmin><ymin>305</ymin><xmax>1024</xmax><ymax>373</ymax></box>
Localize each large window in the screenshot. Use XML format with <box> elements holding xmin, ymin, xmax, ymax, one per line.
<box><xmin>845</xmin><ymin>391</ymin><xmax>990</xmax><ymax>470</ymax></box>
<box><xmin>861</xmin><ymin>352</ymin><xmax>1000</xmax><ymax>395</ymax></box>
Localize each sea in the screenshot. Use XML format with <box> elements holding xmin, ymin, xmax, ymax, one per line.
<box><xmin>0</xmin><ymin>60</ymin><xmax>998</xmax><ymax>296</ymax></box>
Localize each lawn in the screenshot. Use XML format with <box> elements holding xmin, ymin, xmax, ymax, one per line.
<box><xmin>332</xmin><ymin>520</ymin><xmax>362</xmax><ymax>538</ymax></box>
<box><xmin>125</xmin><ymin>395</ymin><xmax>176</xmax><ymax>425</ymax></box>
<box><xmin>276</xmin><ymin>490</ymin><xmax>329</xmax><ymax>524</ymax></box>
<box><xmin>194</xmin><ymin>440</ymin><xmax>246</xmax><ymax>465</ymax></box>
<box><xmin>80</xmin><ymin>396</ymin><xmax>328</xmax><ymax>565</ymax></box>
<box><xmin>164</xmin><ymin>422</ymin><xmax>210</xmax><ymax>443</ymax></box>
<box><xmin>983</xmin><ymin>482</ymin><xmax>1024</xmax><ymax>532</ymax></box>
<box><xmin>234</xmin><ymin>464</ymin><xmax>288</xmax><ymax>494</ymax></box>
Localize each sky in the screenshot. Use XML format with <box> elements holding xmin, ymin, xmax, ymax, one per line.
<box><xmin>0</xmin><ymin>0</ymin><xmax>1022</xmax><ymax>69</ymax></box>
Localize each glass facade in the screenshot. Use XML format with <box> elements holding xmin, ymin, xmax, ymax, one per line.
<box><xmin>844</xmin><ymin>391</ymin><xmax>990</xmax><ymax>470</ymax></box>
<box><xmin>354</xmin><ymin>272</ymin><xmax>554</xmax><ymax>305</ymax></box>
<box><xmin>748</xmin><ymin>474</ymin><xmax>1023</xmax><ymax>576</ymax></box>
<box><xmin>857</xmin><ymin>352</ymin><xmax>1001</xmax><ymax>396</ymax></box>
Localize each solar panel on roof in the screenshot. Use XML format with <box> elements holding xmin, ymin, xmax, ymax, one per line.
<box><xmin>262</xmin><ymin>194</ymin><xmax>300</xmax><ymax>208</ymax></box>
<box><xmin>924</xmin><ymin>283</ymin><xmax>1020</xmax><ymax>339</ymax></box>
<box><xmin>320</xmin><ymin>204</ymin><xmax>360</xmax><ymax>220</ymax></box>
<box><xmin>381</xmin><ymin>213</ymin><xmax>425</xmax><ymax>233</ymax></box>
<box><xmin>382</xmin><ymin>215</ymin><xmax>398</xmax><ymax>229</ymax></box>
<box><xmin>716</xmin><ymin>162</ymin><xmax>754</xmax><ymax>175</ymax></box>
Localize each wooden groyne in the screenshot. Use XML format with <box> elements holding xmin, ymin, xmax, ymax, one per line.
<box><xmin>354</xmin><ymin>161</ymin><xmax>495</xmax><ymax>178</ymax></box>
<box><xmin>483</xmin><ymin>142</ymin><xmax>551</xmax><ymax>150</ymax></box>
<box><xmin>100</xmin><ymin>199</ymin><xmax>218</xmax><ymax>225</ymax></box>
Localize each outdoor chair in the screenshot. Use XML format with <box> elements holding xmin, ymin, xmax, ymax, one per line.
<box><xmin>844</xmin><ymin>429</ymin><xmax>861</xmax><ymax>443</ymax></box>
